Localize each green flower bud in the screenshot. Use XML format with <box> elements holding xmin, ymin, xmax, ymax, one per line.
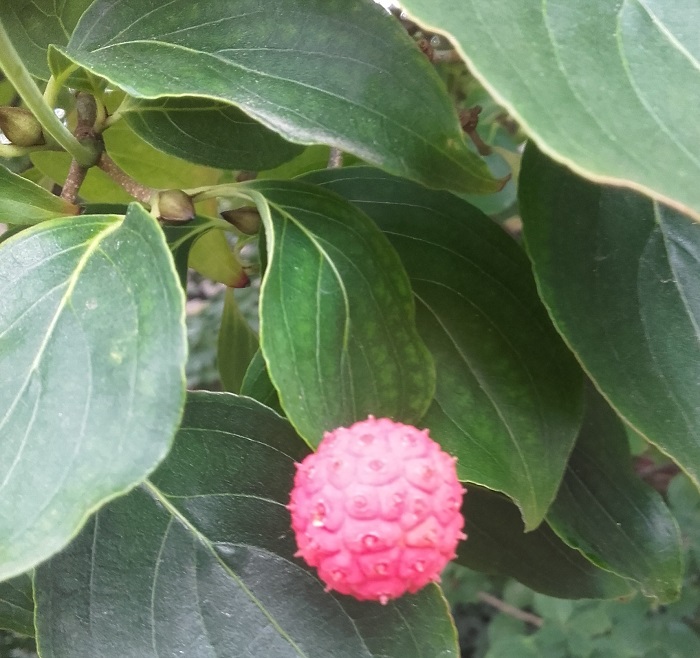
<box><xmin>155</xmin><ymin>189</ymin><xmax>195</xmax><ymax>223</ymax></box>
<box><xmin>0</xmin><ymin>107</ymin><xmax>45</xmax><ymax>147</ymax></box>
<box><xmin>220</xmin><ymin>206</ymin><xmax>261</xmax><ymax>235</ymax></box>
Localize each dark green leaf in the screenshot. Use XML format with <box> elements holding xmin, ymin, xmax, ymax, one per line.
<box><xmin>245</xmin><ymin>179</ymin><xmax>435</xmax><ymax>445</ymax></box>
<box><xmin>457</xmin><ymin>487</ymin><xmax>633</xmax><ymax>600</ymax></box>
<box><xmin>400</xmin><ymin>0</ymin><xmax>700</xmax><ymax>220</ymax></box>
<box><xmin>0</xmin><ymin>225</ymin><xmax>28</xmax><ymax>245</ymax></box>
<box><xmin>218</xmin><ymin>288</ymin><xmax>258</xmax><ymax>393</ymax></box>
<box><xmin>0</xmin><ymin>165</ymin><xmax>78</xmax><ymax>224</ymax></box>
<box><xmin>303</xmin><ymin>167</ymin><xmax>583</xmax><ymax>528</ymax></box>
<box><xmin>34</xmin><ymin>392</ymin><xmax>459</xmax><ymax>658</ymax></box>
<box><xmin>547</xmin><ymin>387</ymin><xmax>683</xmax><ymax>603</ymax></box>
<box><xmin>57</xmin><ymin>0</ymin><xmax>499</xmax><ymax>194</ymax></box>
<box><xmin>0</xmin><ymin>204</ymin><xmax>186</xmax><ymax>580</ymax></box>
<box><xmin>0</xmin><ymin>573</ymin><xmax>34</xmax><ymax>636</ymax></box>
<box><xmin>240</xmin><ymin>350</ymin><xmax>283</xmax><ymax>414</ymax></box>
<box><xmin>0</xmin><ymin>0</ymin><xmax>93</xmax><ymax>79</ymax></box>
<box><xmin>122</xmin><ymin>96</ymin><xmax>303</xmax><ymax>171</ymax></box>
<box><xmin>520</xmin><ymin>144</ymin><xmax>700</xmax><ymax>491</ymax></box>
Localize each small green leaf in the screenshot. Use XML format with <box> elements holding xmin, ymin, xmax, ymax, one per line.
<box><xmin>0</xmin><ymin>0</ymin><xmax>93</xmax><ymax>79</ymax></box>
<box><xmin>240</xmin><ymin>350</ymin><xmax>283</xmax><ymax>415</ymax></box>
<box><xmin>0</xmin><ymin>165</ymin><xmax>78</xmax><ymax>224</ymax></box>
<box><xmin>547</xmin><ymin>387</ymin><xmax>683</xmax><ymax>603</ymax></box>
<box><xmin>122</xmin><ymin>96</ymin><xmax>303</xmax><ymax>171</ymax></box>
<box><xmin>520</xmin><ymin>144</ymin><xmax>700</xmax><ymax>491</ymax></box>
<box><xmin>0</xmin><ymin>204</ymin><xmax>186</xmax><ymax>580</ymax></box>
<box><xmin>400</xmin><ymin>0</ymin><xmax>700</xmax><ymax>220</ymax></box>
<box><xmin>247</xmin><ymin>179</ymin><xmax>435</xmax><ymax>445</ymax></box>
<box><xmin>304</xmin><ymin>167</ymin><xmax>583</xmax><ymax>529</ymax></box>
<box><xmin>34</xmin><ymin>392</ymin><xmax>459</xmax><ymax>658</ymax></box>
<box><xmin>57</xmin><ymin>0</ymin><xmax>499</xmax><ymax>194</ymax></box>
<box><xmin>218</xmin><ymin>288</ymin><xmax>258</xmax><ymax>393</ymax></box>
<box><xmin>0</xmin><ymin>573</ymin><xmax>34</xmax><ymax>636</ymax></box>
<box><xmin>457</xmin><ymin>487</ymin><xmax>633</xmax><ymax>600</ymax></box>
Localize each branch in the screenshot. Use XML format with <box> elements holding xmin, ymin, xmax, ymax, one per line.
<box><xmin>460</xmin><ymin>106</ymin><xmax>492</xmax><ymax>156</ymax></box>
<box><xmin>61</xmin><ymin>93</ymin><xmax>102</xmax><ymax>203</ymax></box>
<box><xmin>477</xmin><ymin>591</ymin><xmax>544</xmax><ymax>628</ymax></box>
<box><xmin>97</xmin><ymin>153</ymin><xmax>154</xmax><ymax>205</ymax></box>
<box><xmin>0</xmin><ymin>22</ymin><xmax>97</xmax><ymax>166</ymax></box>
<box><xmin>327</xmin><ymin>147</ymin><xmax>343</xmax><ymax>168</ymax></box>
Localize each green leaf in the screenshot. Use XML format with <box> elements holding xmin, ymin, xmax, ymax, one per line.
<box><xmin>188</xmin><ymin>228</ymin><xmax>248</xmax><ymax>287</ymax></box>
<box><xmin>30</xmin><ymin>151</ymin><xmax>132</xmax><ymax>203</ymax></box>
<box><xmin>457</xmin><ymin>487</ymin><xmax>633</xmax><ymax>600</ymax></box>
<box><xmin>34</xmin><ymin>392</ymin><xmax>459</xmax><ymax>658</ymax></box>
<box><xmin>218</xmin><ymin>288</ymin><xmax>258</xmax><ymax>393</ymax></box>
<box><xmin>667</xmin><ymin>474</ymin><xmax>700</xmax><ymax>559</ymax></box>
<box><xmin>246</xmin><ymin>179</ymin><xmax>435</xmax><ymax>445</ymax></box>
<box><xmin>0</xmin><ymin>0</ymin><xmax>93</xmax><ymax>79</ymax></box>
<box><xmin>122</xmin><ymin>96</ymin><xmax>303</xmax><ymax>171</ymax></box>
<box><xmin>546</xmin><ymin>387</ymin><xmax>683</xmax><ymax>603</ymax></box>
<box><xmin>520</xmin><ymin>144</ymin><xmax>700</xmax><ymax>491</ymax></box>
<box><xmin>56</xmin><ymin>0</ymin><xmax>499</xmax><ymax>195</ymax></box>
<box><xmin>161</xmin><ymin>215</ymin><xmax>213</xmax><ymax>289</ymax></box>
<box><xmin>240</xmin><ymin>350</ymin><xmax>283</xmax><ymax>415</ymax></box>
<box><xmin>303</xmin><ymin>167</ymin><xmax>583</xmax><ymax>529</ymax></box>
<box><xmin>260</xmin><ymin>146</ymin><xmax>340</xmax><ymax>180</ymax></box>
<box><xmin>0</xmin><ymin>573</ymin><xmax>34</xmax><ymax>636</ymax></box>
<box><xmin>103</xmin><ymin>119</ymin><xmax>220</xmax><ymax>190</ymax></box>
<box><xmin>0</xmin><ymin>204</ymin><xmax>186</xmax><ymax>580</ymax></box>
<box><xmin>399</xmin><ymin>0</ymin><xmax>700</xmax><ymax>220</ymax></box>
<box><xmin>0</xmin><ymin>164</ymin><xmax>78</xmax><ymax>224</ymax></box>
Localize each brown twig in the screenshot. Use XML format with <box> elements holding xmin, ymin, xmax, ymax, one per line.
<box><xmin>417</xmin><ymin>38</ymin><xmax>434</xmax><ymax>61</ymax></box>
<box><xmin>236</xmin><ymin>170</ymin><xmax>257</xmax><ymax>182</ymax></box>
<box><xmin>327</xmin><ymin>147</ymin><xmax>343</xmax><ymax>168</ymax></box>
<box><xmin>98</xmin><ymin>152</ymin><xmax>153</xmax><ymax>204</ymax></box>
<box><xmin>477</xmin><ymin>591</ymin><xmax>544</xmax><ymax>628</ymax></box>
<box><xmin>460</xmin><ymin>106</ymin><xmax>492</xmax><ymax>156</ymax></box>
<box><xmin>433</xmin><ymin>50</ymin><xmax>462</xmax><ymax>63</ymax></box>
<box><xmin>60</xmin><ymin>92</ymin><xmax>101</xmax><ymax>203</ymax></box>
<box><xmin>60</xmin><ymin>159</ymin><xmax>88</xmax><ymax>203</ymax></box>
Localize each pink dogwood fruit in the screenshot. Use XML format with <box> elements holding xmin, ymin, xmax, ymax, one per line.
<box><xmin>288</xmin><ymin>417</ymin><xmax>466</xmax><ymax>604</ymax></box>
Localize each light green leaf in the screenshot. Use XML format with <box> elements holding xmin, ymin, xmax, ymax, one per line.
<box><xmin>0</xmin><ymin>204</ymin><xmax>186</xmax><ymax>580</ymax></box>
<box><xmin>122</xmin><ymin>96</ymin><xmax>303</xmax><ymax>171</ymax></box>
<box><xmin>217</xmin><ymin>288</ymin><xmax>258</xmax><ymax>393</ymax></box>
<box><xmin>520</xmin><ymin>144</ymin><xmax>700</xmax><ymax>491</ymax></box>
<box><xmin>0</xmin><ymin>0</ymin><xmax>93</xmax><ymax>79</ymax></box>
<box><xmin>0</xmin><ymin>164</ymin><xmax>78</xmax><ymax>224</ymax></box>
<box><xmin>188</xmin><ymin>228</ymin><xmax>248</xmax><ymax>287</ymax></box>
<box><xmin>304</xmin><ymin>167</ymin><xmax>583</xmax><ymax>529</ymax></box>
<box><xmin>30</xmin><ymin>151</ymin><xmax>131</xmax><ymax>203</ymax></box>
<box><xmin>547</xmin><ymin>387</ymin><xmax>683</xmax><ymax>603</ymax></box>
<box><xmin>0</xmin><ymin>573</ymin><xmax>34</xmax><ymax>636</ymax></box>
<box><xmin>56</xmin><ymin>0</ymin><xmax>499</xmax><ymax>194</ymax></box>
<box><xmin>34</xmin><ymin>392</ymin><xmax>459</xmax><ymax>658</ymax></box>
<box><xmin>103</xmin><ymin>119</ymin><xmax>220</xmax><ymax>190</ymax></box>
<box><xmin>247</xmin><ymin>179</ymin><xmax>435</xmax><ymax>445</ymax></box>
<box><xmin>400</xmin><ymin>0</ymin><xmax>700</xmax><ymax>220</ymax></box>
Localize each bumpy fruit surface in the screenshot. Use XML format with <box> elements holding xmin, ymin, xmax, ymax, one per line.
<box><xmin>288</xmin><ymin>417</ymin><xmax>466</xmax><ymax>604</ymax></box>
